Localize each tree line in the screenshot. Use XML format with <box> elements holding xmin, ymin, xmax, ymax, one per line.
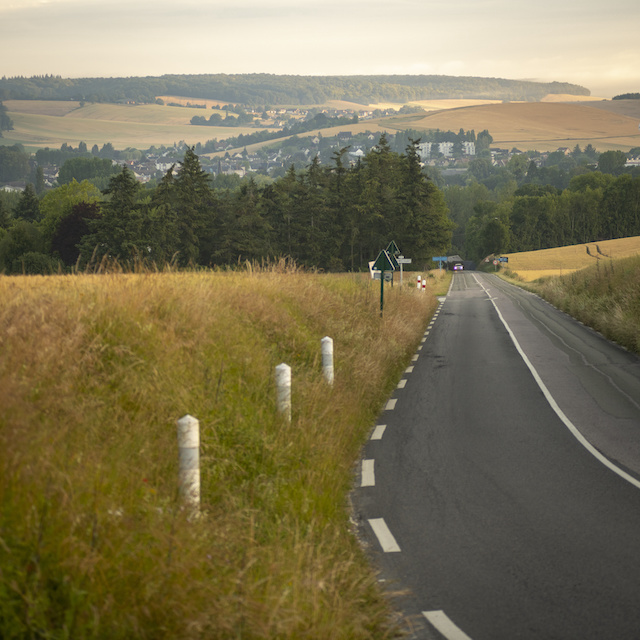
<box><xmin>0</xmin><ymin>137</ymin><xmax>454</xmax><ymax>274</ymax></box>
<box><xmin>446</xmin><ymin>149</ymin><xmax>640</xmax><ymax>261</ymax></box>
<box><xmin>0</xmin><ymin>74</ymin><xmax>590</xmax><ymax>106</ymax></box>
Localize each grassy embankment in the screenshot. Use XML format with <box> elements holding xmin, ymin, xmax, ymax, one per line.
<box><xmin>523</xmin><ymin>255</ymin><xmax>640</xmax><ymax>354</ymax></box>
<box><xmin>0</xmin><ymin>265</ymin><xmax>449</xmax><ymax>639</ymax></box>
<box><xmin>501</xmin><ymin>237</ymin><xmax>640</xmax><ymax>354</ymax></box>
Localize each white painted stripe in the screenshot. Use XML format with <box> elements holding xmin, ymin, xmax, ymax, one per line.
<box><xmin>412</xmin><ymin>354</ymin><xmax>419</xmax><ymax>362</ymax></box>
<box><xmin>488</xmin><ymin>290</ymin><xmax>640</xmax><ymax>491</ymax></box>
<box><xmin>417</xmin><ymin>345</ymin><xmax>423</xmax><ymax>351</ymax></box>
<box><xmin>421</xmin><ymin>337</ymin><xmax>427</xmax><ymax>343</ymax></box>
<box><xmin>424</xmin><ymin>330</ymin><xmax>430</xmax><ymax>336</ymax></box>
<box><xmin>371</xmin><ymin>424</ymin><xmax>386</xmax><ymax>440</ymax></box>
<box><xmin>423</xmin><ymin>611</ymin><xmax>473</xmax><ymax>640</ymax></box>
<box><xmin>368</xmin><ymin>518</ymin><xmax>401</xmax><ymax>552</ymax></box>
<box><xmin>397</xmin><ymin>379</ymin><xmax>407</xmax><ymax>389</ymax></box>
<box><xmin>405</xmin><ymin>365</ymin><xmax>414</xmax><ymax>373</ymax></box>
<box><xmin>361</xmin><ymin>459</ymin><xmax>375</xmax><ymax>487</ymax></box>
<box><xmin>385</xmin><ymin>399</ymin><xmax>397</xmax><ymax>410</ymax></box>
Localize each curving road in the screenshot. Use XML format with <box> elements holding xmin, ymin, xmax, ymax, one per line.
<box><xmin>353</xmin><ymin>271</ymin><xmax>640</xmax><ymax>639</ymax></box>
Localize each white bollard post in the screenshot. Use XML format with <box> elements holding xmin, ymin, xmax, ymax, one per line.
<box><xmin>417</xmin><ymin>275</ymin><xmax>422</xmax><ymax>290</ymax></box>
<box><xmin>321</xmin><ymin>336</ymin><xmax>334</xmax><ymax>386</ymax></box>
<box><xmin>275</xmin><ymin>363</ymin><xmax>292</xmax><ymax>421</ymax></box>
<box><xmin>176</xmin><ymin>414</ymin><xmax>200</xmax><ymax>511</ymax></box>
<box><xmin>422</xmin><ymin>278</ymin><xmax>426</xmax><ymax>292</ymax></box>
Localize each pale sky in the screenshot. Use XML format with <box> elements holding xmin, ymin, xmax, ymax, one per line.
<box><xmin>1</xmin><ymin>0</ymin><xmax>638</xmax><ymax>98</ymax></box>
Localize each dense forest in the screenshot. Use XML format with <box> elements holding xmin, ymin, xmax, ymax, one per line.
<box><xmin>445</xmin><ymin>147</ymin><xmax>640</xmax><ymax>261</ymax></box>
<box><xmin>0</xmin><ymin>74</ymin><xmax>590</xmax><ymax>106</ymax></box>
<box><xmin>0</xmin><ymin>137</ymin><xmax>454</xmax><ymax>273</ymax></box>
<box><xmin>2</xmin><ymin>136</ymin><xmax>639</xmax><ymax>276</ymax></box>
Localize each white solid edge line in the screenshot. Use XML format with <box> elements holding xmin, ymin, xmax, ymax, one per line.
<box><xmin>361</xmin><ymin>459</ymin><xmax>375</xmax><ymax>487</ymax></box>
<box><xmin>371</xmin><ymin>424</ymin><xmax>386</xmax><ymax>440</ymax></box>
<box><xmin>423</xmin><ymin>610</ymin><xmax>473</xmax><ymax>640</ymax></box>
<box><xmin>368</xmin><ymin>518</ymin><xmax>401</xmax><ymax>552</ymax></box>
<box><xmin>385</xmin><ymin>399</ymin><xmax>398</xmax><ymax>410</ymax></box>
<box><xmin>489</xmin><ymin>295</ymin><xmax>640</xmax><ymax>491</ymax></box>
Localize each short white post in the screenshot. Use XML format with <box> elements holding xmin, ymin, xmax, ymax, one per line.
<box><xmin>321</xmin><ymin>336</ymin><xmax>334</xmax><ymax>385</ymax></box>
<box><xmin>275</xmin><ymin>363</ymin><xmax>291</xmax><ymax>421</ymax></box>
<box><xmin>176</xmin><ymin>414</ymin><xmax>200</xmax><ymax>511</ymax></box>
<box><xmin>417</xmin><ymin>275</ymin><xmax>422</xmax><ymax>290</ymax></box>
<box><xmin>422</xmin><ymin>279</ymin><xmax>426</xmax><ymax>291</ymax></box>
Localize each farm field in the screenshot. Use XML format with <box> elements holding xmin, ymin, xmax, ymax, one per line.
<box><xmin>0</xmin><ymin>100</ymin><xmax>274</xmax><ymax>150</ymax></box>
<box><xmin>503</xmin><ymin>235</ymin><xmax>640</xmax><ymax>281</ymax></box>
<box><xmin>383</xmin><ymin>100</ymin><xmax>640</xmax><ymax>152</ymax></box>
<box><xmin>2</xmin><ymin>97</ymin><xmax>640</xmax><ymax>153</ymax></box>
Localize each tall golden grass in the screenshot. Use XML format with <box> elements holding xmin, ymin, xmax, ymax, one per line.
<box><xmin>0</xmin><ymin>265</ymin><xmax>441</xmax><ymax>638</ymax></box>
<box><xmin>504</xmin><ymin>235</ymin><xmax>640</xmax><ymax>282</ymax></box>
<box><xmin>524</xmin><ymin>254</ymin><xmax>640</xmax><ymax>354</ymax></box>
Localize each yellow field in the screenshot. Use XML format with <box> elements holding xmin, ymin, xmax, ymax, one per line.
<box><xmin>383</xmin><ymin>101</ymin><xmax>640</xmax><ymax>152</ymax></box>
<box><xmin>1</xmin><ymin>100</ymin><xmax>275</xmax><ymax>150</ymax></box>
<box><xmin>504</xmin><ymin>236</ymin><xmax>640</xmax><ymax>281</ymax></box>
<box><xmin>3</xmin><ymin>97</ymin><xmax>640</xmax><ymax>152</ymax></box>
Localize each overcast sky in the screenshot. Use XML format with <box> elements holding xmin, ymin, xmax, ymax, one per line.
<box><xmin>1</xmin><ymin>0</ymin><xmax>638</xmax><ymax>98</ymax></box>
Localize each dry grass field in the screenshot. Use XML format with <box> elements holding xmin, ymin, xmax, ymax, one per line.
<box><xmin>503</xmin><ymin>235</ymin><xmax>640</xmax><ymax>281</ymax></box>
<box><xmin>3</xmin><ymin>95</ymin><xmax>639</xmax><ymax>152</ymax></box>
<box><xmin>1</xmin><ymin>100</ymin><xmax>274</xmax><ymax>150</ymax></box>
<box><xmin>0</xmin><ymin>266</ymin><xmax>442</xmax><ymax>638</ymax></box>
<box><xmin>383</xmin><ymin>101</ymin><xmax>640</xmax><ymax>152</ymax></box>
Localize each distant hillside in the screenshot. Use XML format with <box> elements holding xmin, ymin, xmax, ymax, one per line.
<box><xmin>0</xmin><ymin>74</ymin><xmax>590</xmax><ymax>106</ymax></box>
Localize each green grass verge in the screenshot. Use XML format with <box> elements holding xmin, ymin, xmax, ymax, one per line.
<box><xmin>0</xmin><ymin>266</ymin><xmax>438</xmax><ymax>639</ymax></box>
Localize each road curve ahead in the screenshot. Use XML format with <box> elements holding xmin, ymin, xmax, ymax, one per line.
<box><xmin>353</xmin><ymin>271</ymin><xmax>640</xmax><ymax>639</ymax></box>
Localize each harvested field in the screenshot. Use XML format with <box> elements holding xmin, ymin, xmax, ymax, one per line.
<box><xmin>504</xmin><ymin>236</ymin><xmax>640</xmax><ymax>281</ymax></box>
<box><xmin>383</xmin><ymin>101</ymin><xmax>640</xmax><ymax>152</ymax></box>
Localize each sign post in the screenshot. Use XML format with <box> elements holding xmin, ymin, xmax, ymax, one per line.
<box><xmin>432</xmin><ymin>256</ymin><xmax>447</xmax><ymax>270</ymax></box>
<box><xmin>396</xmin><ymin>255</ymin><xmax>412</xmax><ymax>286</ymax></box>
<box><xmin>372</xmin><ymin>250</ymin><xmax>396</xmax><ymax>317</ymax></box>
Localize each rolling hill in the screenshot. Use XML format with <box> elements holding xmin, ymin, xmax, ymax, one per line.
<box><xmin>2</xmin><ymin>98</ymin><xmax>639</xmax><ymax>153</ymax></box>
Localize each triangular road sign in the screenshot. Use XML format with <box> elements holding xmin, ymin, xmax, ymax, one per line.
<box><xmin>386</xmin><ymin>240</ymin><xmax>401</xmax><ymax>257</ymax></box>
<box><xmin>372</xmin><ymin>250</ymin><xmax>396</xmax><ymax>271</ymax></box>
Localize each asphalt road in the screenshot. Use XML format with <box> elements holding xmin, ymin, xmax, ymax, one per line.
<box><xmin>352</xmin><ymin>271</ymin><xmax>640</xmax><ymax>639</ymax></box>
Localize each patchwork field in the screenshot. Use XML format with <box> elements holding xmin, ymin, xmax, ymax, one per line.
<box><xmin>503</xmin><ymin>236</ymin><xmax>640</xmax><ymax>281</ymax></box>
<box><xmin>2</xmin><ymin>96</ymin><xmax>639</xmax><ymax>152</ymax></box>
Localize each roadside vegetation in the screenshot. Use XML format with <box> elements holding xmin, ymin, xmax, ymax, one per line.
<box><xmin>502</xmin><ymin>252</ymin><xmax>640</xmax><ymax>355</ymax></box>
<box><xmin>0</xmin><ymin>264</ymin><xmax>445</xmax><ymax>639</ymax></box>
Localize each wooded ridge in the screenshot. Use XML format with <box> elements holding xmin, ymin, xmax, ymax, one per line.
<box><xmin>0</xmin><ymin>74</ymin><xmax>590</xmax><ymax>105</ymax></box>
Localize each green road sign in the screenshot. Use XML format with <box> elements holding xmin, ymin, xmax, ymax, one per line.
<box><xmin>373</xmin><ymin>250</ymin><xmax>397</xmax><ymax>272</ymax></box>
<box><xmin>386</xmin><ymin>240</ymin><xmax>400</xmax><ymax>257</ymax></box>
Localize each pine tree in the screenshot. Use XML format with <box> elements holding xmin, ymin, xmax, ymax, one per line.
<box><xmin>173</xmin><ymin>147</ymin><xmax>215</xmax><ymax>265</ymax></box>
<box><xmin>14</xmin><ymin>184</ymin><xmax>41</xmax><ymax>222</ymax></box>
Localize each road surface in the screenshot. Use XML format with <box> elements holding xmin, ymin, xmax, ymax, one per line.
<box><xmin>353</xmin><ymin>271</ymin><xmax>640</xmax><ymax>639</ymax></box>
